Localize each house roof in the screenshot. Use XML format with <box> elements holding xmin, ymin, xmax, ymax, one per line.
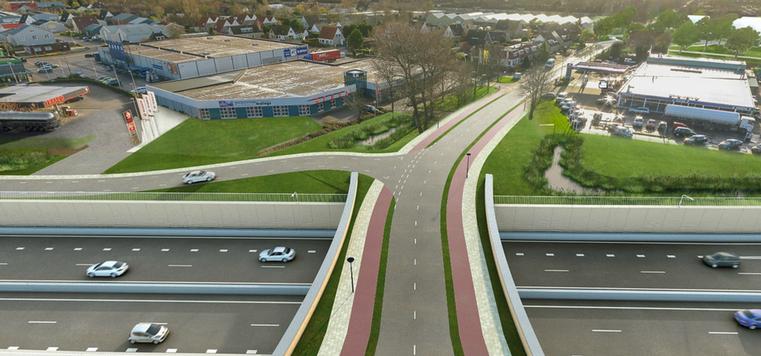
<box><xmin>72</xmin><ymin>15</ymin><xmax>98</xmax><ymax>30</ymax></box>
<box><xmin>319</xmin><ymin>25</ymin><xmax>338</xmax><ymax>39</ymax></box>
<box><xmin>269</xmin><ymin>24</ymin><xmax>291</xmax><ymax>36</ymax></box>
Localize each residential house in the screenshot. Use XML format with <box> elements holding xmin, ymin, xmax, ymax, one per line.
<box><xmin>68</xmin><ymin>15</ymin><xmax>98</xmax><ymax>33</ymax></box>
<box><xmin>99</xmin><ymin>24</ymin><xmax>167</xmax><ymax>43</ymax></box>
<box><xmin>30</xmin><ymin>12</ymin><xmax>59</xmax><ymax>22</ymax></box>
<box><xmin>37</xmin><ymin>2</ymin><xmax>65</xmax><ymax>12</ymax></box>
<box><xmin>309</xmin><ymin>23</ymin><xmax>320</xmax><ymax>34</ymax></box>
<box><xmin>128</xmin><ymin>17</ymin><xmax>151</xmax><ymax>25</ymax></box>
<box><xmin>36</xmin><ymin>19</ymin><xmax>66</xmax><ymax>33</ymax></box>
<box><xmin>227</xmin><ymin>24</ymin><xmax>261</xmax><ymax>37</ymax></box>
<box><xmin>498</xmin><ymin>40</ymin><xmax>541</xmax><ymax>68</ymax></box>
<box><xmin>318</xmin><ymin>25</ymin><xmax>344</xmax><ymax>46</ymax></box>
<box><xmin>269</xmin><ymin>24</ymin><xmax>299</xmax><ymax>41</ymax></box>
<box><xmin>444</xmin><ymin>23</ymin><xmax>464</xmax><ymax>39</ymax></box>
<box><xmin>109</xmin><ymin>13</ymin><xmax>137</xmax><ymax>25</ymax></box>
<box><xmin>262</xmin><ymin>16</ymin><xmax>278</xmax><ymax>26</ymax></box>
<box><xmin>0</xmin><ymin>11</ymin><xmax>23</xmax><ymax>25</ymax></box>
<box><xmin>6</xmin><ymin>2</ymin><xmax>37</xmax><ymax>13</ymax></box>
<box><xmin>83</xmin><ymin>22</ymin><xmax>102</xmax><ymax>37</ymax></box>
<box><xmin>0</xmin><ymin>24</ymin><xmax>68</xmax><ymax>53</ymax></box>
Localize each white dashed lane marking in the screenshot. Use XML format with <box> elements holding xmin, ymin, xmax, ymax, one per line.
<box><xmin>86</xmin><ymin>348</ymin><xmax>98</xmax><ymax>352</ymax></box>
<box><xmin>132</xmin><ymin>248</ymin><xmax>141</xmax><ymax>252</ymax></box>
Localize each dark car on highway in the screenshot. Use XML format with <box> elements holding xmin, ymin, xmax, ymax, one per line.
<box><xmin>735</xmin><ymin>309</ymin><xmax>761</xmax><ymax>329</ymax></box>
<box><xmin>673</xmin><ymin>127</ymin><xmax>696</xmax><ymax>138</ymax></box>
<box><xmin>718</xmin><ymin>139</ymin><xmax>743</xmax><ymax>151</ymax></box>
<box><xmin>684</xmin><ymin>134</ymin><xmax>708</xmax><ymax>146</ymax></box>
<box><xmin>701</xmin><ymin>252</ymin><xmax>740</xmax><ymax>269</ymax></box>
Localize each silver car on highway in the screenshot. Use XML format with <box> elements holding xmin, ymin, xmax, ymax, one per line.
<box><xmin>128</xmin><ymin>323</ymin><xmax>169</xmax><ymax>344</ymax></box>
<box><xmin>182</xmin><ymin>170</ymin><xmax>216</xmax><ymax>184</ymax></box>
<box><xmin>86</xmin><ymin>260</ymin><xmax>129</xmax><ymax>278</ymax></box>
<box><xmin>259</xmin><ymin>246</ymin><xmax>296</xmax><ymax>262</ymax></box>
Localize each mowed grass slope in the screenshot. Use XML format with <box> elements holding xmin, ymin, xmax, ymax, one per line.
<box><xmin>581</xmin><ymin>135</ymin><xmax>761</xmax><ymax>178</ymax></box>
<box><xmin>482</xmin><ymin>101</ymin><xmax>571</xmax><ymax>195</ymax></box>
<box><xmin>0</xmin><ymin>135</ymin><xmax>93</xmax><ymax>175</ymax></box>
<box><xmin>106</xmin><ymin>117</ymin><xmax>321</xmax><ymax>173</ymax></box>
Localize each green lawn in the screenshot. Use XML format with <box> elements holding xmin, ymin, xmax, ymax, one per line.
<box><xmin>0</xmin><ymin>135</ymin><xmax>93</xmax><ymax>175</ymax></box>
<box><xmin>498</xmin><ymin>76</ymin><xmax>516</xmax><ymax>84</ymax></box>
<box><xmin>105</xmin><ymin>117</ymin><xmax>322</xmax><ymax>173</ymax></box>
<box><xmin>436</xmin><ymin>86</ymin><xmax>497</xmax><ymax>113</ymax></box>
<box><xmin>684</xmin><ymin>44</ymin><xmax>761</xmax><ymax>58</ymax></box>
<box><xmin>482</xmin><ymin>101</ymin><xmax>571</xmax><ymax>195</ymax></box>
<box><xmin>154</xmin><ymin>170</ymin><xmax>352</xmax><ymax>194</ymax></box>
<box><xmin>581</xmin><ymin>135</ymin><xmax>761</xmax><ymax>178</ymax></box>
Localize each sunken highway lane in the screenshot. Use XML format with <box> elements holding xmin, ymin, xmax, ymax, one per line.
<box><xmin>504</xmin><ymin>241</ymin><xmax>761</xmax><ymax>290</ymax></box>
<box><xmin>0</xmin><ymin>293</ymin><xmax>301</xmax><ymax>354</ymax></box>
<box><xmin>523</xmin><ymin>299</ymin><xmax>761</xmax><ymax>356</ymax></box>
<box><xmin>0</xmin><ymin>236</ymin><xmax>328</xmax><ymax>283</ymax></box>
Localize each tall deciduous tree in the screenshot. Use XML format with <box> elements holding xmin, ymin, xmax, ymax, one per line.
<box><xmin>672</xmin><ymin>22</ymin><xmax>699</xmax><ymax>50</ymax></box>
<box><xmin>347</xmin><ymin>28</ymin><xmax>363</xmax><ymax>56</ymax></box>
<box><xmin>726</xmin><ymin>27</ymin><xmax>760</xmax><ymax>58</ymax></box>
<box><xmin>520</xmin><ymin>67</ymin><xmax>553</xmax><ymax>121</ymax></box>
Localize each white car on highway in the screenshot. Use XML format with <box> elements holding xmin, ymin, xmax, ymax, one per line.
<box><xmin>182</xmin><ymin>170</ymin><xmax>216</xmax><ymax>184</ymax></box>
<box><xmin>259</xmin><ymin>246</ymin><xmax>296</xmax><ymax>263</ymax></box>
<box><xmin>128</xmin><ymin>323</ymin><xmax>169</xmax><ymax>344</ymax></box>
<box><xmin>86</xmin><ymin>260</ymin><xmax>129</xmax><ymax>278</ymax></box>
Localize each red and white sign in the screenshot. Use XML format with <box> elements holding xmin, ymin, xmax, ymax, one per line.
<box><xmin>122</xmin><ymin>110</ymin><xmax>137</xmax><ymax>135</ymax></box>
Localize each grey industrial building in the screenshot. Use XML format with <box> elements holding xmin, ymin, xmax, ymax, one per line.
<box><xmin>617</xmin><ymin>56</ymin><xmax>758</xmax><ymax>116</ymax></box>
<box><xmin>98</xmin><ymin>35</ymin><xmax>309</xmax><ymax>81</ymax></box>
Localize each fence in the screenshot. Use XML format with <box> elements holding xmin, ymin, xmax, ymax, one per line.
<box><xmin>0</xmin><ymin>191</ymin><xmax>347</xmax><ymax>203</ymax></box>
<box><xmin>494</xmin><ymin>195</ymin><xmax>761</xmax><ymax>206</ymax></box>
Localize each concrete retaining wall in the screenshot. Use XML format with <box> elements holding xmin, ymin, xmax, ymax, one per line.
<box><xmin>485</xmin><ymin>175</ymin><xmax>544</xmax><ymax>356</ymax></box>
<box><xmin>0</xmin><ymin>200</ymin><xmax>344</xmax><ymax>229</ymax></box>
<box><xmin>495</xmin><ymin>204</ymin><xmax>761</xmax><ymax>233</ymax></box>
<box><xmin>274</xmin><ymin>172</ymin><xmax>359</xmax><ymax>356</ymax></box>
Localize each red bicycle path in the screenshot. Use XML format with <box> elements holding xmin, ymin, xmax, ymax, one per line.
<box><xmin>341</xmin><ymin>186</ymin><xmax>393</xmax><ymax>355</ymax></box>
<box><xmin>445</xmin><ymin>105</ymin><xmax>524</xmax><ymax>355</ymax></box>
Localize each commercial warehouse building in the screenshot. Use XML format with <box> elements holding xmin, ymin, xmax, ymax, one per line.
<box><xmin>148</xmin><ymin>59</ymin><xmax>386</xmax><ymax>119</ymax></box>
<box><xmin>98</xmin><ymin>35</ymin><xmax>309</xmax><ymax>81</ymax></box>
<box><xmin>617</xmin><ymin>56</ymin><xmax>758</xmax><ymax>116</ymax></box>
<box><xmin>0</xmin><ymin>84</ymin><xmax>89</xmax><ymax>110</ymax></box>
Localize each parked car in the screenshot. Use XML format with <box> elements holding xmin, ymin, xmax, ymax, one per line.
<box><xmin>541</xmin><ymin>92</ymin><xmax>556</xmax><ymax>99</ymax></box>
<box><xmin>673</xmin><ymin>127</ymin><xmax>696</xmax><ymax>138</ymax></box>
<box><xmin>37</xmin><ymin>66</ymin><xmax>52</xmax><ymax>73</ymax></box>
<box><xmin>684</xmin><ymin>134</ymin><xmax>709</xmax><ymax>146</ymax></box>
<box><xmin>84</xmin><ymin>53</ymin><xmax>96</xmax><ymax>58</ymax></box>
<box><xmin>130</xmin><ymin>87</ymin><xmax>148</xmax><ymax>95</ymax></box>
<box><xmin>701</xmin><ymin>252</ymin><xmax>740</xmax><ymax>268</ymax></box>
<box><xmin>672</xmin><ymin>121</ymin><xmax>688</xmax><ymax>129</ymax></box>
<box><xmin>734</xmin><ymin>309</ymin><xmax>761</xmax><ymax>329</ymax></box>
<box><xmin>657</xmin><ymin>121</ymin><xmax>668</xmax><ymax>135</ymax></box>
<box><xmin>623</xmin><ymin>57</ymin><xmax>636</xmax><ymax>65</ymax></box>
<box><xmin>129</xmin><ymin>323</ymin><xmax>169</xmax><ymax>344</ymax></box>
<box><xmin>365</xmin><ymin>104</ymin><xmax>382</xmax><ymax>114</ymax></box>
<box><xmin>86</xmin><ymin>260</ymin><xmax>129</xmax><ymax>278</ymax></box>
<box><xmin>611</xmin><ymin>126</ymin><xmax>633</xmax><ymax>138</ymax></box>
<box><xmin>34</xmin><ymin>60</ymin><xmax>48</xmax><ymax>67</ymax></box>
<box><xmin>645</xmin><ymin>119</ymin><xmax>657</xmax><ymax>131</ymax></box>
<box><xmin>103</xmin><ymin>78</ymin><xmax>119</xmax><ymax>86</ymax></box>
<box><xmin>751</xmin><ymin>144</ymin><xmax>761</xmax><ymax>155</ymax></box>
<box><xmin>718</xmin><ymin>139</ymin><xmax>743</xmax><ymax>151</ymax></box>
<box><xmin>259</xmin><ymin>246</ymin><xmax>296</xmax><ymax>262</ymax></box>
<box><xmin>182</xmin><ymin>170</ymin><xmax>216</xmax><ymax>184</ymax></box>
<box><xmin>632</xmin><ymin>116</ymin><xmax>645</xmax><ymax>130</ymax></box>
<box><xmin>628</xmin><ymin>106</ymin><xmax>650</xmax><ymax>114</ymax></box>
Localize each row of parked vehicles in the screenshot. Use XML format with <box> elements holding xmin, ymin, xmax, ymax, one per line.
<box><xmin>34</xmin><ymin>60</ymin><xmax>59</xmax><ymax>73</ymax></box>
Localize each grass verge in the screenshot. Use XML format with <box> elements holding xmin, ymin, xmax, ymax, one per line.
<box><xmin>498</xmin><ymin>76</ymin><xmax>516</xmax><ymax>84</ymax></box>
<box><xmin>153</xmin><ymin>170</ymin><xmax>352</xmax><ymax>194</ymax></box>
<box><xmin>0</xmin><ymin>135</ymin><xmax>93</xmax><ymax>175</ymax></box>
<box><xmin>293</xmin><ymin>174</ymin><xmax>373</xmax><ymax>355</ymax></box>
<box><xmin>365</xmin><ymin>196</ymin><xmax>395</xmax><ymax>356</ymax></box>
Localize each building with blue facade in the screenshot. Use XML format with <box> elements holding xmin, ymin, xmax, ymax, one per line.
<box><xmin>148</xmin><ymin>59</ymin><xmax>386</xmax><ymax>120</ymax></box>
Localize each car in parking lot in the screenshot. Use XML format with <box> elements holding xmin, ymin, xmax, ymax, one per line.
<box><xmin>645</xmin><ymin>119</ymin><xmax>657</xmax><ymax>131</ymax></box>
<box><xmin>657</xmin><ymin>121</ymin><xmax>668</xmax><ymax>135</ymax></box>
<box><xmin>259</xmin><ymin>246</ymin><xmax>296</xmax><ymax>262</ymax></box>
<box><xmin>365</xmin><ymin>104</ymin><xmax>383</xmax><ymax>114</ymax></box>
<box><xmin>609</xmin><ymin>125</ymin><xmax>633</xmax><ymax>138</ymax></box>
<box><xmin>701</xmin><ymin>252</ymin><xmax>740</xmax><ymax>268</ymax></box>
<box><xmin>632</xmin><ymin>116</ymin><xmax>645</xmax><ymax>130</ymax></box>
<box><xmin>129</xmin><ymin>323</ymin><xmax>169</xmax><ymax>344</ymax></box>
<box><xmin>673</xmin><ymin>127</ymin><xmax>696</xmax><ymax>138</ymax></box>
<box><xmin>684</xmin><ymin>134</ymin><xmax>709</xmax><ymax>146</ymax></box>
<box><xmin>751</xmin><ymin>144</ymin><xmax>761</xmax><ymax>155</ymax></box>
<box><xmin>182</xmin><ymin>170</ymin><xmax>216</xmax><ymax>184</ymax></box>
<box><xmin>718</xmin><ymin>139</ymin><xmax>743</xmax><ymax>151</ymax></box>
<box><xmin>734</xmin><ymin>309</ymin><xmax>761</xmax><ymax>329</ymax></box>
<box><xmin>541</xmin><ymin>92</ymin><xmax>556</xmax><ymax>99</ymax></box>
<box><xmin>37</xmin><ymin>66</ymin><xmax>53</xmax><ymax>73</ymax></box>
<box><xmin>628</xmin><ymin>106</ymin><xmax>650</xmax><ymax>114</ymax></box>
<box><xmin>86</xmin><ymin>260</ymin><xmax>129</xmax><ymax>278</ymax></box>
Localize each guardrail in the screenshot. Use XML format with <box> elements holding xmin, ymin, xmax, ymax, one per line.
<box><xmin>501</xmin><ymin>232</ymin><xmax>761</xmax><ymax>242</ymax></box>
<box><xmin>0</xmin><ymin>191</ymin><xmax>347</xmax><ymax>203</ymax></box>
<box><xmin>274</xmin><ymin>172</ymin><xmax>359</xmax><ymax>356</ymax></box>
<box><xmin>495</xmin><ymin>195</ymin><xmax>761</xmax><ymax>206</ymax></box>
<box><xmin>518</xmin><ymin>287</ymin><xmax>761</xmax><ymax>303</ymax></box>
<box><xmin>485</xmin><ymin>175</ymin><xmax>544</xmax><ymax>356</ymax></box>
<box><xmin>0</xmin><ymin>281</ymin><xmax>310</xmax><ymax>295</ymax></box>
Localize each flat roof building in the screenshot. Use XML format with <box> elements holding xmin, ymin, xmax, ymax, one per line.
<box><xmin>98</xmin><ymin>35</ymin><xmax>309</xmax><ymax>81</ymax></box>
<box><xmin>148</xmin><ymin>59</ymin><xmax>386</xmax><ymax>120</ymax></box>
<box><xmin>617</xmin><ymin>56</ymin><xmax>757</xmax><ymax>115</ymax></box>
<box><xmin>0</xmin><ymin>84</ymin><xmax>88</xmax><ymax>109</ymax></box>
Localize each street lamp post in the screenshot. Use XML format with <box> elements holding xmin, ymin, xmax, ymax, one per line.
<box><xmin>347</xmin><ymin>257</ymin><xmax>356</xmax><ymax>293</ymax></box>
<box><xmin>466</xmin><ymin>153</ymin><xmax>472</xmax><ymax>178</ymax></box>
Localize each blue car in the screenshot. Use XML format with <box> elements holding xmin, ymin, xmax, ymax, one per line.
<box><xmin>734</xmin><ymin>309</ymin><xmax>761</xmax><ymax>329</ymax></box>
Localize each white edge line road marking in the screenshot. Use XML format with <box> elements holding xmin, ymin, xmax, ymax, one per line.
<box><xmin>544</xmin><ymin>269</ymin><xmax>569</xmax><ymax>272</ymax></box>
<box><xmin>7</xmin><ymin>347</ymin><xmax>19</xmax><ymax>351</ymax></box>
<box><xmin>206</xmin><ymin>349</ymin><xmax>218</xmax><ymax>354</ymax></box>
<box><xmin>28</xmin><ymin>320</ymin><xmax>57</xmax><ymax>324</ymax></box>
<box><xmin>86</xmin><ymin>348</ymin><xmax>98</xmax><ymax>352</ymax></box>
<box><xmin>640</xmin><ymin>270</ymin><xmax>666</xmax><ymax>274</ymax></box>
<box><xmin>737</xmin><ymin>272</ymin><xmax>761</xmax><ymax>275</ymax></box>
<box><xmin>166</xmin><ymin>349</ymin><xmax>178</xmax><ymax>353</ymax></box>
<box><xmin>246</xmin><ymin>351</ymin><xmax>258</xmax><ymax>354</ymax></box>
<box><xmin>126</xmin><ymin>348</ymin><xmax>137</xmax><ymax>352</ymax></box>
<box><xmin>261</xmin><ymin>265</ymin><xmax>286</xmax><ymax>269</ymax></box>
<box><xmin>250</xmin><ymin>323</ymin><xmax>280</xmax><ymax>327</ymax></box>
<box><xmin>524</xmin><ymin>305</ymin><xmax>740</xmax><ymax>312</ymax></box>
<box><xmin>46</xmin><ymin>347</ymin><xmax>58</xmax><ymax>351</ymax></box>
<box><xmin>168</xmin><ymin>264</ymin><xmax>192</xmax><ymax>268</ymax></box>
<box><xmin>708</xmin><ymin>331</ymin><xmax>739</xmax><ymax>335</ymax></box>
<box><xmin>1</xmin><ymin>297</ymin><xmax>300</xmax><ymax>304</ymax></box>
<box><xmin>740</xmin><ymin>256</ymin><xmax>761</xmax><ymax>260</ymax></box>
<box><xmin>592</xmin><ymin>329</ymin><xmax>622</xmax><ymax>333</ymax></box>
<box><xmin>75</xmin><ymin>263</ymin><xmax>93</xmax><ymax>266</ymax></box>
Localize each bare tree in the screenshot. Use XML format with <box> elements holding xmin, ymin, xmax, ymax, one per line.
<box><xmin>520</xmin><ymin>67</ymin><xmax>553</xmax><ymax>120</ymax></box>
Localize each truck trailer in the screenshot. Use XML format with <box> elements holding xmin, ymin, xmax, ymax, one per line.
<box><xmin>664</xmin><ymin>104</ymin><xmax>755</xmax><ymax>139</ymax></box>
<box><xmin>0</xmin><ymin>111</ymin><xmax>59</xmax><ymax>132</ymax></box>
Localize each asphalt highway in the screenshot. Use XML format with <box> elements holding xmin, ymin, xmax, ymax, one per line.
<box><xmin>0</xmin><ymin>292</ymin><xmax>300</xmax><ymax>354</ymax></box>
<box><xmin>505</xmin><ymin>241</ymin><xmax>761</xmax><ymax>290</ymax></box>
<box><xmin>0</xmin><ymin>236</ymin><xmax>328</xmax><ymax>283</ymax></box>
<box><xmin>523</xmin><ymin>299</ymin><xmax>761</xmax><ymax>356</ymax></box>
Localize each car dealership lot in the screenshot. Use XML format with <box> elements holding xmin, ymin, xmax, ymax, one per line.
<box><xmin>0</xmin><ymin>235</ymin><xmax>328</xmax><ymax>284</ymax></box>
<box><xmin>504</xmin><ymin>240</ymin><xmax>761</xmax><ymax>290</ymax></box>
<box><xmin>523</xmin><ymin>299</ymin><xmax>761</xmax><ymax>356</ymax></box>
<box><xmin>0</xmin><ymin>292</ymin><xmax>299</xmax><ymax>354</ymax></box>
